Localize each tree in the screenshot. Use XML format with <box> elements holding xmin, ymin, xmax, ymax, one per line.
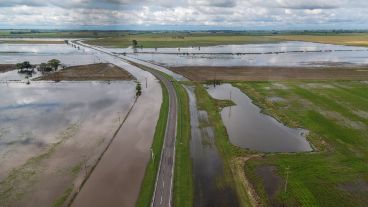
<box><xmin>16</xmin><ymin>61</ymin><xmax>32</xmax><ymax>70</ymax></box>
<box><xmin>136</xmin><ymin>82</ymin><xmax>142</xmax><ymax>97</ymax></box>
<box><xmin>38</xmin><ymin>63</ymin><xmax>52</xmax><ymax>72</ymax></box>
<box><xmin>48</xmin><ymin>59</ymin><xmax>61</xmax><ymax>71</ymax></box>
<box><xmin>16</xmin><ymin>63</ymin><xmax>23</xmax><ymax>70</ymax></box>
<box><xmin>132</xmin><ymin>40</ymin><xmax>138</xmax><ymax>48</ymax></box>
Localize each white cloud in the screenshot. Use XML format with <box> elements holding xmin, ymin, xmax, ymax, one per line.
<box><xmin>0</xmin><ymin>0</ymin><xmax>367</xmax><ymax>29</ymax></box>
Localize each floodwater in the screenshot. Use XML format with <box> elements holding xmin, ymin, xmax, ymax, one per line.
<box><xmin>207</xmin><ymin>84</ymin><xmax>312</xmax><ymax>152</ymax></box>
<box><xmin>70</xmin><ymin>44</ymin><xmax>163</xmax><ymax>207</ymax></box>
<box><xmin>0</xmin><ymin>81</ymin><xmax>135</xmax><ymax>182</ymax></box>
<box><xmin>185</xmin><ymin>86</ymin><xmax>239</xmax><ymax>207</ymax></box>
<box><xmin>0</xmin><ymin>42</ymin><xmax>163</xmax><ymax>206</ymax></box>
<box><xmin>0</xmin><ymin>43</ymin><xmax>98</xmax><ymax>66</ymax></box>
<box><xmin>111</xmin><ymin>41</ymin><xmax>368</xmax><ymax>67</ymax></box>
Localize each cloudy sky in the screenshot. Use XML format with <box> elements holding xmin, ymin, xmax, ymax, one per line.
<box><xmin>0</xmin><ymin>0</ymin><xmax>367</xmax><ymax>30</ymax></box>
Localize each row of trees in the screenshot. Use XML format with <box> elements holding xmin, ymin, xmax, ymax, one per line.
<box><xmin>39</xmin><ymin>59</ymin><xmax>61</xmax><ymax>72</ymax></box>
<box><xmin>16</xmin><ymin>59</ymin><xmax>61</xmax><ymax>74</ymax></box>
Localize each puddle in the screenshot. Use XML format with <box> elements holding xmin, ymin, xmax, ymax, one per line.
<box><xmin>185</xmin><ymin>86</ymin><xmax>239</xmax><ymax>207</ymax></box>
<box><xmin>206</xmin><ymin>84</ymin><xmax>312</xmax><ymax>153</ymax></box>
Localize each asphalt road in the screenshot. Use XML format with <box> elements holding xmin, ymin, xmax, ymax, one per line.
<box><xmin>145</xmin><ymin>68</ymin><xmax>177</xmax><ymax>207</ymax></box>
<box><xmin>74</xmin><ymin>41</ymin><xmax>178</xmax><ymax>207</ymax></box>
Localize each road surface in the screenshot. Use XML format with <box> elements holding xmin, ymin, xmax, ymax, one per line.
<box><xmin>74</xmin><ymin>41</ymin><xmax>178</xmax><ymax>207</ymax></box>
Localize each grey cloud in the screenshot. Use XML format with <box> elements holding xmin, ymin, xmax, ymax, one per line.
<box><xmin>0</xmin><ymin>0</ymin><xmax>367</xmax><ymax>29</ymax></box>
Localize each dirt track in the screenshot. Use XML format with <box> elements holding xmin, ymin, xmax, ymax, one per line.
<box><xmin>170</xmin><ymin>66</ymin><xmax>368</xmax><ymax>81</ymax></box>
<box><xmin>36</xmin><ymin>63</ymin><xmax>134</xmax><ymax>81</ymax></box>
<box><xmin>0</xmin><ymin>64</ymin><xmax>15</xmax><ymax>73</ymax></box>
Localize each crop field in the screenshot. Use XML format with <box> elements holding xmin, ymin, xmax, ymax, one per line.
<box><xmin>236</xmin><ymin>81</ymin><xmax>368</xmax><ymax>206</ymax></box>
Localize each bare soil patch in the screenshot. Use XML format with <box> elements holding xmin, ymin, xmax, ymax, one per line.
<box><xmin>0</xmin><ymin>64</ymin><xmax>16</xmax><ymax>73</ymax></box>
<box><xmin>0</xmin><ymin>40</ymin><xmax>64</xmax><ymax>44</ymax></box>
<box><xmin>339</xmin><ymin>179</ymin><xmax>368</xmax><ymax>192</ymax></box>
<box><xmin>170</xmin><ymin>66</ymin><xmax>368</xmax><ymax>81</ymax></box>
<box><xmin>36</xmin><ymin>63</ymin><xmax>134</xmax><ymax>81</ymax></box>
<box><xmin>255</xmin><ymin>165</ymin><xmax>283</xmax><ymax>207</ymax></box>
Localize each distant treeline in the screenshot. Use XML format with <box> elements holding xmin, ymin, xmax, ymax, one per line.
<box><xmin>10</xmin><ymin>30</ymin><xmax>42</xmax><ymax>34</ymax></box>
<box><xmin>1</xmin><ymin>29</ymin><xmax>368</xmax><ymax>39</ymax></box>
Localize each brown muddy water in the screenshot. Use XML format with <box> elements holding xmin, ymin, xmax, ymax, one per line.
<box><xmin>70</xmin><ymin>45</ymin><xmax>162</xmax><ymax>207</ymax></box>
<box><xmin>206</xmin><ymin>84</ymin><xmax>312</xmax><ymax>153</ymax></box>
<box><xmin>0</xmin><ymin>81</ymin><xmax>136</xmax><ymax>206</ymax></box>
<box><xmin>185</xmin><ymin>86</ymin><xmax>239</xmax><ymax>207</ymax></box>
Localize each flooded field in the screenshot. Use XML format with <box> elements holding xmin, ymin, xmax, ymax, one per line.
<box><xmin>185</xmin><ymin>86</ymin><xmax>239</xmax><ymax>207</ymax></box>
<box><xmin>0</xmin><ymin>40</ymin><xmax>166</xmax><ymax>206</ymax></box>
<box><xmin>112</xmin><ymin>41</ymin><xmax>368</xmax><ymax>67</ymax></box>
<box><xmin>0</xmin><ymin>81</ymin><xmax>136</xmax><ymax>205</ymax></box>
<box><xmin>0</xmin><ymin>43</ymin><xmax>97</xmax><ymax>66</ymax></box>
<box><xmin>206</xmin><ymin>84</ymin><xmax>312</xmax><ymax>152</ymax></box>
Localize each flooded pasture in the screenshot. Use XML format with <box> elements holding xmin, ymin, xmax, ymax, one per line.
<box><xmin>112</xmin><ymin>41</ymin><xmax>368</xmax><ymax>67</ymax></box>
<box><xmin>206</xmin><ymin>84</ymin><xmax>312</xmax><ymax>152</ymax></box>
<box><xmin>185</xmin><ymin>86</ymin><xmax>239</xmax><ymax>207</ymax></box>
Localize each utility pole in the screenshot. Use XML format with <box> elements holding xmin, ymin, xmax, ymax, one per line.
<box><xmin>284</xmin><ymin>166</ymin><xmax>290</xmax><ymax>194</ymax></box>
<box><xmin>151</xmin><ymin>148</ymin><xmax>155</xmax><ymax>164</ymax></box>
<box><xmin>145</xmin><ymin>77</ymin><xmax>148</xmax><ymax>88</ymax></box>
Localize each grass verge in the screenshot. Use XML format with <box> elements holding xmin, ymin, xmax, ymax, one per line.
<box><xmin>173</xmin><ymin>80</ymin><xmax>193</xmax><ymax>207</ymax></box>
<box><xmin>135</xmin><ymin>81</ymin><xmax>169</xmax><ymax>207</ymax></box>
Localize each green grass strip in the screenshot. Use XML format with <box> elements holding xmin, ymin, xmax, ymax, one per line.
<box><xmin>173</xmin><ymin>81</ymin><xmax>193</xmax><ymax>207</ymax></box>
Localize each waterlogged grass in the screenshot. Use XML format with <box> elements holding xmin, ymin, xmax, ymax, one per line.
<box><xmin>236</xmin><ymin>81</ymin><xmax>368</xmax><ymax>206</ymax></box>
<box><xmin>194</xmin><ymin>84</ymin><xmax>252</xmax><ymax>207</ymax></box>
<box><xmin>135</xmin><ymin>82</ymin><xmax>169</xmax><ymax>207</ymax></box>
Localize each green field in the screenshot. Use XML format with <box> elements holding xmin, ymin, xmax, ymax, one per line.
<box><xmin>273</xmin><ymin>33</ymin><xmax>368</xmax><ymax>47</ymax></box>
<box><xmin>233</xmin><ymin>81</ymin><xmax>368</xmax><ymax>206</ymax></box>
